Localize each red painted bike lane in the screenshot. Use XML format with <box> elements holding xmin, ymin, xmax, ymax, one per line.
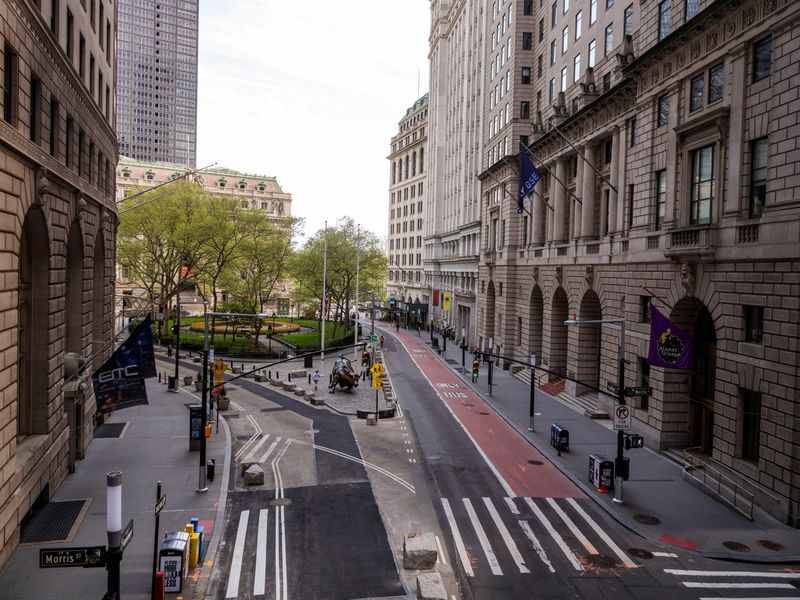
<box><xmin>397</xmin><ymin>333</ymin><xmax>584</xmax><ymax>499</ymax></box>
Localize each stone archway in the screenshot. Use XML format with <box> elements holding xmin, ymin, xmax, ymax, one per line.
<box><xmin>575</xmin><ymin>290</ymin><xmax>602</xmax><ymax>395</ymax></box>
<box><xmin>18</xmin><ymin>207</ymin><xmax>50</xmax><ymax>438</ymax></box>
<box><xmin>668</xmin><ymin>297</ymin><xmax>717</xmax><ymax>454</ymax></box>
<box><xmin>548</xmin><ymin>287</ymin><xmax>569</xmax><ymax>378</ymax></box>
<box><xmin>528</xmin><ymin>286</ymin><xmax>543</xmax><ymax>364</ymax></box>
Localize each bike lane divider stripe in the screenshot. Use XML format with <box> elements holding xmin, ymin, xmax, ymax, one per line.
<box><xmin>225</xmin><ymin>509</ymin><xmax>250</xmax><ymax>598</ymax></box>
<box><xmin>400</xmin><ymin>337</ymin><xmax>582</xmax><ymax>499</ymax></box>
<box><xmin>463</xmin><ymin>498</ymin><xmax>503</xmax><ymax>575</ymax></box>
<box><xmin>441</xmin><ymin>498</ymin><xmax>474</xmax><ymax>577</ymax></box>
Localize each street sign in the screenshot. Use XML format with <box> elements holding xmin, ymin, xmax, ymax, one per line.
<box><xmin>370</xmin><ymin>335</ymin><xmax>378</xmax><ymax>343</ymax></box>
<box><xmin>39</xmin><ymin>546</ymin><xmax>107</xmax><ymax>569</ymax></box>
<box><xmin>625</xmin><ymin>386</ymin><xmax>652</xmax><ymax>397</ymax></box>
<box><xmin>120</xmin><ymin>519</ymin><xmax>134</xmax><ymax>552</ymax></box>
<box><xmin>370</xmin><ymin>362</ymin><xmax>385</xmax><ymax>377</ymax></box>
<box><xmin>372</xmin><ymin>377</ymin><xmax>382</xmax><ymax>391</ymax></box>
<box><xmin>607</xmin><ymin>381</ymin><xmax>619</xmax><ymax>394</ymax></box>
<box><xmin>613</xmin><ymin>404</ymin><xmax>631</xmax><ymax>430</ymax></box>
<box><xmin>155</xmin><ymin>494</ymin><xmax>166</xmax><ymax>516</ymax></box>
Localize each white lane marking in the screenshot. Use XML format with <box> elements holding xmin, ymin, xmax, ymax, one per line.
<box><xmin>665</xmin><ymin>570</ymin><xmax>800</xmax><ymax>578</ymax></box>
<box><xmin>243</xmin><ymin>434</ymin><xmax>271</xmax><ymax>462</ymax></box>
<box><xmin>523</xmin><ymin>497</ymin><xmax>582</xmax><ymax>571</ymax></box>
<box><xmin>684</xmin><ymin>583</ymin><xmax>796</xmax><ymax>589</ymax></box>
<box><xmin>398</xmin><ymin>338</ymin><xmax>515</xmax><ymax>497</ymax></box>
<box><xmin>259</xmin><ymin>437</ymin><xmax>281</xmax><ymax>464</ymax></box>
<box><xmin>652</xmin><ymin>552</ymin><xmax>678</xmax><ymax>557</ymax></box>
<box><xmin>463</xmin><ymin>498</ymin><xmax>503</xmax><ymax>576</ymax></box>
<box><xmin>504</xmin><ymin>498</ymin><xmax>555</xmax><ymax>574</ymax></box>
<box><xmin>482</xmin><ymin>497</ymin><xmax>529</xmax><ymax>573</ymax></box>
<box><xmin>566</xmin><ymin>497</ymin><xmax>635</xmax><ymax>567</ymax></box>
<box><xmin>546</xmin><ymin>498</ymin><xmax>597</xmax><ymax>554</ymax></box>
<box><xmin>254</xmin><ymin>509</ymin><xmax>268</xmax><ymax>596</ymax></box>
<box><xmin>441</xmin><ymin>498</ymin><xmax>473</xmax><ymax>577</ymax></box>
<box><xmin>225</xmin><ymin>510</ymin><xmax>250</xmax><ymax>598</ymax></box>
<box><xmin>272</xmin><ymin>441</ymin><xmax>291</xmax><ymax>600</ymax></box>
<box><xmin>435</xmin><ymin>535</ymin><xmax>447</xmax><ymax>565</ymax></box>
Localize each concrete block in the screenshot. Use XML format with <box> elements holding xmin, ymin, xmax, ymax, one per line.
<box><xmin>289</xmin><ymin>370</ymin><xmax>307</xmax><ymax>378</ymax></box>
<box><xmin>254</xmin><ymin>373</ymin><xmax>266</xmax><ymax>382</ymax></box>
<box><xmin>244</xmin><ymin>464</ymin><xmax>265</xmax><ymax>486</ymax></box>
<box><xmin>293</xmin><ymin>388</ymin><xmax>306</xmax><ymax>397</ymax></box>
<box><xmin>366</xmin><ymin>414</ymin><xmax>377</xmax><ymax>426</ymax></box>
<box><xmin>311</xmin><ymin>396</ymin><xmax>325</xmax><ymax>406</ymax></box>
<box><xmin>240</xmin><ymin>458</ymin><xmax>258</xmax><ymax>475</ymax></box>
<box><xmin>232</xmin><ymin>367</ymin><xmax>242</xmax><ymax>374</ymax></box>
<box><xmin>416</xmin><ymin>573</ymin><xmax>447</xmax><ymax>600</ymax></box>
<box><xmin>404</xmin><ymin>532</ymin><xmax>438</xmax><ymax>569</ymax></box>
<box><xmin>281</xmin><ymin>382</ymin><xmax>296</xmax><ymax>392</ymax></box>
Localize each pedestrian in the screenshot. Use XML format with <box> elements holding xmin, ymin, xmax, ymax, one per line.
<box><xmin>395</xmin><ymin>321</ymin><xmax>400</xmax><ymax>332</ymax></box>
<box><xmin>379</xmin><ymin>335</ymin><xmax>385</xmax><ymax>349</ymax></box>
<box><xmin>472</xmin><ymin>357</ymin><xmax>480</xmax><ymax>383</ymax></box>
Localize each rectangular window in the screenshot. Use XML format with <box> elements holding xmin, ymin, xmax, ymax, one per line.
<box><xmin>66</xmin><ymin>9</ymin><xmax>74</xmax><ymax>59</ymax></box>
<box><xmin>628</xmin><ymin>184</ymin><xmax>635</xmax><ymax>229</ymax></box>
<box><xmin>588</xmin><ymin>39</ymin><xmax>596</xmax><ymax>67</ymax></box>
<box><xmin>105</xmin><ymin>84</ymin><xmax>110</xmax><ymax>118</ymax></box>
<box><xmin>50</xmin><ymin>0</ymin><xmax>59</xmax><ymax>36</ymax></box>
<box><xmin>749</xmin><ymin>137</ymin><xmax>768</xmax><ymax>218</ymax></box>
<box><xmin>561</xmin><ymin>66</ymin><xmax>568</xmax><ymax>91</ymax></box>
<box><xmin>523</xmin><ymin>215</ymin><xmax>529</xmax><ymax>246</ymax></box>
<box><xmin>90</xmin><ymin>0</ymin><xmax>96</xmax><ymax>31</ymax></box>
<box><xmin>539</xmin><ymin>19</ymin><xmax>544</xmax><ymax>41</ymax></box>
<box><xmin>655</xmin><ymin>170</ymin><xmax>666</xmax><ymax>230</ymax></box>
<box><xmin>604</xmin><ymin>24</ymin><xmax>614</xmax><ymax>56</ymax></box>
<box><xmin>640</xmin><ymin>296</ymin><xmax>651</xmax><ymax>323</ymax></box>
<box><xmin>690</xmin><ymin>144</ymin><xmax>714</xmax><ymax>225</ymax></box>
<box><xmin>2</xmin><ymin>43</ymin><xmax>18</xmax><ymax>125</ymax></box>
<box><xmin>659</xmin><ymin>0</ymin><xmax>672</xmax><ymax>40</ymax></box>
<box><xmin>79</xmin><ymin>34</ymin><xmax>85</xmax><ymax>78</ymax></box>
<box><xmin>65</xmin><ymin>114</ymin><xmax>73</xmax><ymax>167</ymax></box>
<box><xmin>741</xmin><ymin>389</ymin><xmax>761</xmax><ymax>462</ymax></box>
<box><xmin>29</xmin><ymin>74</ymin><xmax>41</xmax><ymax>143</ymax></box>
<box><xmin>563</xmin><ymin>0</ymin><xmax>570</xmax><ymax>13</ymax></box>
<box><xmin>629</xmin><ymin>117</ymin><xmax>636</xmax><ymax>146</ymax></box>
<box><xmin>550</xmin><ymin>40</ymin><xmax>557</xmax><ymax>65</ymax></box>
<box><xmin>537</xmin><ymin>90</ymin><xmax>542</xmax><ymax>111</ymax></box>
<box><xmin>689</xmin><ymin>74</ymin><xmax>704</xmax><ymax>111</ymax></box>
<box><xmin>523</xmin><ymin>32</ymin><xmax>532</xmax><ymax>50</ymax></box>
<box><xmin>657</xmin><ymin>94</ymin><xmax>669</xmax><ymax>126</ymax></box>
<box><xmin>605</xmin><ymin>139</ymin><xmax>613</xmax><ymax>164</ymax></box>
<box><xmin>708</xmin><ymin>63</ymin><xmax>724</xmax><ymax>103</ymax></box>
<box><xmin>548</xmin><ymin>78</ymin><xmax>556</xmax><ymax>103</ymax></box>
<box><xmin>685</xmin><ymin>0</ymin><xmax>699</xmax><ymax>20</ymax></box>
<box><xmin>590</xmin><ymin>0</ymin><xmax>597</xmax><ymax>24</ymax></box>
<box><xmin>575</xmin><ymin>11</ymin><xmax>582</xmax><ymax>39</ymax></box>
<box><xmin>524</xmin><ymin>0</ymin><xmax>534</xmax><ymax>15</ymax></box>
<box><xmin>551</xmin><ymin>1</ymin><xmax>558</xmax><ymax>27</ymax></box>
<box><xmin>743</xmin><ymin>305</ymin><xmax>764</xmax><ymax>344</ymax></box>
<box><xmin>77</xmin><ymin>128</ymin><xmax>84</xmax><ymax>176</ymax></box>
<box><xmin>573</xmin><ymin>53</ymin><xmax>581</xmax><ymax>82</ymax></box>
<box><xmin>89</xmin><ymin>53</ymin><xmax>95</xmax><ymax>98</ymax></box>
<box><xmin>624</xmin><ymin>4</ymin><xmax>634</xmax><ymax>36</ymax></box>
<box><xmin>521</xmin><ymin>100</ymin><xmax>530</xmax><ymax>119</ymax></box>
<box><xmin>603</xmin><ymin>72</ymin><xmax>611</xmax><ymax>91</ymax></box>
<box><xmin>752</xmin><ymin>36</ymin><xmax>771</xmax><ymax>82</ymax></box>
<box><xmin>99</xmin><ymin>2</ymin><xmax>104</xmax><ymax>49</ymax></box>
<box><xmin>562</xmin><ymin>26</ymin><xmax>569</xmax><ymax>53</ymax></box>
<box><xmin>537</xmin><ymin>54</ymin><xmax>543</xmax><ymax>77</ymax></box>
<box><xmin>105</xmin><ymin>21</ymin><xmax>111</xmax><ymax>65</ymax></box>
<box><xmin>49</xmin><ymin>97</ymin><xmax>59</xmax><ymax>157</ymax></box>
<box><xmin>521</xmin><ymin>67</ymin><xmax>531</xmax><ymax>84</ymax></box>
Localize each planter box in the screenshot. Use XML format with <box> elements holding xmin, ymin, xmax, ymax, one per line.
<box><xmin>194</xmin><ymin>381</ymin><xmax>203</xmax><ymax>392</ymax></box>
<box><xmin>183</xmin><ymin>376</ymin><xmax>193</xmax><ymax>385</ymax></box>
<box><xmin>217</xmin><ymin>397</ymin><xmax>230</xmax><ymax>411</ymax></box>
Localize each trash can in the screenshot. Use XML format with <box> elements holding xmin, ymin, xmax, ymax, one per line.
<box><xmin>167</xmin><ymin>376</ymin><xmax>177</xmax><ymax>392</ymax></box>
<box><xmin>159</xmin><ymin>531</ymin><xmax>190</xmax><ymax>593</ymax></box>
<box><xmin>304</xmin><ymin>354</ymin><xmax>313</xmax><ymax>368</ymax></box>
<box><xmin>589</xmin><ymin>453</ymin><xmax>614</xmax><ymax>492</ymax></box>
<box><xmin>206</xmin><ymin>458</ymin><xmax>215</xmax><ymax>482</ymax></box>
<box><xmin>550</xmin><ymin>423</ymin><xmax>569</xmax><ymax>452</ymax></box>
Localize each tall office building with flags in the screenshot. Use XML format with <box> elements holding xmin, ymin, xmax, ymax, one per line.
<box><xmin>425</xmin><ymin>0</ymin><xmax>800</xmax><ymax>524</ymax></box>
<box><xmin>116</xmin><ymin>0</ymin><xmax>198</xmax><ymax>166</ymax></box>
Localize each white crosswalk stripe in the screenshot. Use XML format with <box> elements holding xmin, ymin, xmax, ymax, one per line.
<box><xmin>664</xmin><ymin>567</ymin><xmax>800</xmax><ymax>600</ymax></box>
<box><xmin>439</xmin><ymin>496</ymin><xmax>632</xmax><ymax>577</ymax></box>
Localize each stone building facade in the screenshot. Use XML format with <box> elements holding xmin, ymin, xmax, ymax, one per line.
<box><xmin>0</xmin><ymin>0</ymin><xmax>118</xmax><ymax>567</ymax></box>
<box><xmin>475</xmin><ymin>0</ymin><xmax>799</xmax><ymax>524</ymax></box>
<box><xmin>115</xmin><ymin>158</ymin><xmax>294</xmax><ymax>325</ymax></box>
<box><xmin>388</xmin><ymin>94</ymin><xmax>429</xmax><ymax>327</ymax></box>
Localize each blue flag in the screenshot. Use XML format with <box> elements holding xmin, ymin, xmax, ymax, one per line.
<box><xmin>518</xmin><ymin>147</ymin><xmax>542</xmax><ymax>213</ymax></box>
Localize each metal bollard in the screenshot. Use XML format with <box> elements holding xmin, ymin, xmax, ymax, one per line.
<box><xmin>289</xmin><ymin>373</ymin><xmax>292</xmax><ymax>382</ymax></box>
<box><xmin>308</xmin><ymin>374</ymin><xmax>311</xmax><ymax>384</ymax></box>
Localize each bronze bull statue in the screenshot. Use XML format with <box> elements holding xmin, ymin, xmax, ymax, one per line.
<box><xmin>329</xmin><ymin>355</ymin><xmax>359</xmax><ymax>393</ymax></box>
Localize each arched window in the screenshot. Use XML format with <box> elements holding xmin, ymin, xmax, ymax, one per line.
<box><xmin>404</xmin><ymin>155</ymin><xmax>409</xmax><ymax>179</ymax></box>
<box><xmin>412</xmin><ymin>151</ymin><xmax>417</xmax><ymax>176</ymax></box>
<box><xmin>392</xmin><ymin>162</ymin><xmax>396</xmax><ymax>184</ymax></box>
<box><xmin>420</xmin><ymin>148</ymin><xmax>425</xmax><ymax>173</ymax></box>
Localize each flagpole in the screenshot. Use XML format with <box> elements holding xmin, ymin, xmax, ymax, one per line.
<box><xmin>354</xmin><ymin>224</ymin><xmax>360</xmax><ymax>363</ymax></box>
<box><xmin>321</xmin><ymin>221</ymin><xmax>328</xmax><ymax>376</ymax></box>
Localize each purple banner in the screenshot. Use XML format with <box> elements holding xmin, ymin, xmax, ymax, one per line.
<box><xmin>648</xmin><ymin>305</ymin><xmax>692</xmax><ymax>369</ymax></box>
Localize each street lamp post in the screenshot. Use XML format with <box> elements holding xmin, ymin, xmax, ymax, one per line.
<box><xmin>199</xmin><ymin>302</ymin><xmax>210</xmax><ymax>493</ymax></box>
<box><xmin>173</xmin><ymin>292</ymin><xmax>181</xmax><ymax>388</ymax></box>
<box><xmin>106</xmin><ymin>471</ymin><xmax>122</xmax><ymax>599</ymax></box>
<box><xmin>565</xmin><ymin>316</ymin><xmax>626</xmax><ymax>503</ymax></box>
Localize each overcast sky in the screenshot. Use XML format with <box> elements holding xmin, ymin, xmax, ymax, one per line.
<box><xmin>196</xmin><ymin>1</ymin><xmax>431</xmax><ymax>244</ymax></box>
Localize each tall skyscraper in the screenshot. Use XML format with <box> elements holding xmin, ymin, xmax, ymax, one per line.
<box><xmin>116</xmin><ymin>0</ymin><xmax>198</xmax><ymax>166</ymax></box>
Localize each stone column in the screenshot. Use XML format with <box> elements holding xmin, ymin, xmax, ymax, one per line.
<box><xmin>580</xmin><ymin>145</ymin><xmax>596</xmax><ymax>238</ymax></box>
<box><xmin>574</xmin><ymin>150</ymin><xmax>584</xmax><ymax>240</ymax></box>
<box><xmin>609</xmin><ymin>127</ymin><xmax>621</xmax><ymax>235</ymax></box>
<box><xmin>545</xmin><ymin>166</ymin><xmax>555</xmax><ymax>242</ymax></box>
<box><xmin>533</xmin><ymin>192</ymin><xmax>544</xmax><ymax>245</ymax></box>
<box><xmin>553</xmin><ymin>159</ymin><xmax>567</xmax><ymax>242</ymax></box>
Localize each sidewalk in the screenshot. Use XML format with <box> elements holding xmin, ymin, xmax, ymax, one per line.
<box><xmin>0</xmin><ymin>357</ymin><xmax>230</xmax><ymax>600</ymax></box>
<box><xmin>387</xmin><ymin>324</ymin><xmax>800</xmax><ymax>563</ymax></box>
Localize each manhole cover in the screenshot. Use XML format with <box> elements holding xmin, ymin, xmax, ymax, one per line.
<box><xmin>584</xmin><ymin>554</ymin><xmax>618</xmax><ymax>568</ymax></box>
<box><xmin>723</xmin><ymin>541</ymin><xmax>751</xmax><ymax>553</ymax></box>
<box><xmin>270</xmin><ymin>498</ymin><xmax>292</xmax><ymax>507</ymax></box>
<box><xmin>628</xmin><ymin>548</ymin><xmax>654</xmax><ymax>559</ymax></box>
<box><xmin>527</xmin><ymin>460</ymin><xmax>544</xmax><ymax>465</ymax></box>
<box><xmin>633</xmin><ymin>514</ymin><xmax>661</xmax><ymax>525</ymax></box>
<box><xmin>95</xmin><ymin>422</ymin><xmax>127</xmax><ymax>438</ymax></box>
<box><xmin>757</xmin><ymin>539</ymin><xmax>785</xmax><ymax>552</ymax></box>
<box><xmin>20</xmin><ymin>500</ymin><xmax>87</xmax><ymax>543</ymax></box>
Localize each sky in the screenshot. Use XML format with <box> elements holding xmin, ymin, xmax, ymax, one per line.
<box><xmin>196</xmin><ymin>1</ymin><xmax>431</xmax><ymax>244</ymax></box>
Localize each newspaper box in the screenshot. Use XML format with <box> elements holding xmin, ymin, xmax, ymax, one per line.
<box><xmin>588</xmin><ymin>453</ymin><xmax>614</xmax><ymax>492</ymax></box>
<box><xmin>550</xmin><ymin>423</ymin><xmax>569</xmax><ymax>452</ymax></box>
<box><xmin>159</xmin><ymin>530</ymin><xmax>190</xmax><ymax>593</ymax></box>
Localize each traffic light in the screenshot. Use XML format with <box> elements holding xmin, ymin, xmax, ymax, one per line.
<box><xmin>624</xmin><ymin>434</ymin><xmax>644</xmax><ymax>450</ymax></box>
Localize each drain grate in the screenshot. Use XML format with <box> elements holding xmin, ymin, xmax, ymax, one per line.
<box><xmin>20</xmin><ymin>500</ymin><xmax>87</xmax><ymax>543</ymax></box>
<box><xmin>479</xmin><ymin>411</ymin><xmax>490</xmax><ymax>415</ymax></box>
<box><xmin>527</xmin><ymin>460</ymin><xmax>543</xmax><ymax>465</ymax></box>
<box><xmin>723</xmin><ymin>541</ymin><xmax>751</xmax><ymax>553</ymax></box>
<box><xmin>445</xmin><ymin>359</ymin><xmax>459</xmax><ymax>365</ymax></box>
<box><xmin>633</xmin><ymin>514</ymin><xmax>661</xmax><ymax>525</ymax></box>
<box><xmin>95</xmin><ymin>422</ymin><xmax>127</xmax><ymax>439</ymax></box>
<box><xmin>757</xmin><ymin>539</ymin><xmax>785</xmax><ymax>552</ymax></box>
<box><xmin>628</xmin><ymin>548</ymin><xmax>654</xmax><ymax>560</ymax></box>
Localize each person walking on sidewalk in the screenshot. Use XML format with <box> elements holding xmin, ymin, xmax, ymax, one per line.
<box><xmin>379</xmin><ymin>335</ymin><xmax>385</xmax><ymax>349</ymax></box>
<box><xmin>472</xmin><ymin>356</ymin><xmax>480</xmax><ymax>383</ymax></box>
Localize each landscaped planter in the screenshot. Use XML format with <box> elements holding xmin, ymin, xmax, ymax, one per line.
<box><xmin>217</xmin><ymin>396</ymin><xmax>230</xmax><ymax>411</ymax></box>
<box><xmin>183</xmin><ymin>376</ymin><xmax>193</xmax><ymax>385</ymax></box>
